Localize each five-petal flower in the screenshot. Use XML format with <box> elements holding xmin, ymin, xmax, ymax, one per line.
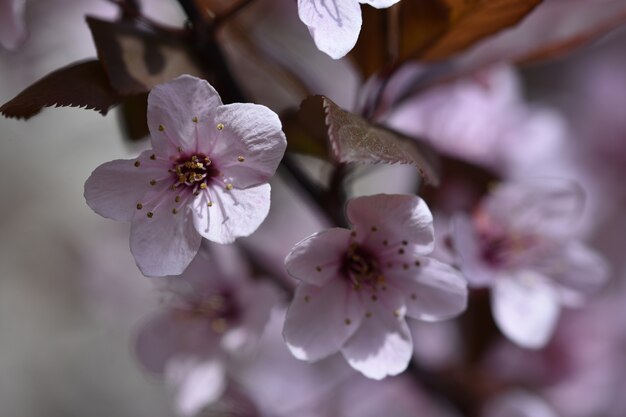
<box><xmin>282</xmin><ymin>194</ymin><xmax>467</xmax><ymax>379</ymax></box>
<box><xmin>452</xmin><ymin>180</ymin><xmax>609</xmax><ymax>349</ymax></box>
<box><xmin>85</xmin><ymin>75</ymin><xmax>287</xmax><ymax>277</ymax></box>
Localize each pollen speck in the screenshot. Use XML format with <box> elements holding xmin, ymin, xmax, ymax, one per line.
<box><xmin>207</xmin><ymin>201</ymin><xmax>213</xmax><ymax>207</ymax></box>
<box><xmin>150</xmin><ymin>154</ymin><xmax>156</xmax><ymax>160</ymax></box>
<box><xmin>304</xmin><ymin>296</ymin><xmax>310</xmax><ymax>303</ymax></box>
<box><xmin>371</xmin><ymin>226</ymin><xmax>378</xmax><ymax>232</ymax></box>
<box><xmin>366</xmin><ymin>311</ymin><xmax>372</xmax><ymax>318</ymax></box>
<box><xmin>383</xmin><ymin>240</ymin><xmax>388</xmax><ymax>246</ymax></box>
<box><xmin>371</xmin><ymin>295</ymin><xmax>378</xmax><ymax>301</ymax></box>
<box><xmin>415</xmin><ymin>260</ymin><xmax>421</xmax><ymax>267</ymax></box>
<box><xmin>315</xmin><ymin>266</ymin><xmax>322</xmax><ymax>272</ymax></box>
<box><xmin>237</xmin><ymin>156</ymin><xmax>245</xmax><ymax>162</ymax></box>
<box><xmin>217</xmin><ymin>123</ymin><xmax>224</xmax><ymax>130</ymax></box>
<box><xmin>192</xmin><ymin>116</ymin><xmax>198</xmax><ymax>123</ymax></box>
<box><xmin>158</xmin><ymin>125</ymin><xmax>165</xmax><ymax>131</ymax></box>
<box><xmin>411</xmin><ymin>293</ymin><xmax>417</xmax><ymax>300</ymax></box>
<box><xmin>177</xmin><ymin>146</ymin><xmax>183</xmax><ymax>153</ymax></box>
<box><xmin>200</xmin><ymin>183</ymin><xmax>207</xmax><ymax>189</ymax></box>
<box><xmin>150</xmin><ymin>179</ymin><xmax>156</xmax><ymax>186</ymax></box>
<box><xmin>136</xmin><ymin>203</ymin><xmax>143</xmax><ymax>210</ymax></box>
<box><xmin>403</xmin><ymin>263</ymin><xmax>409</xmax><ymax>270</ymax></box>
<box><xmin>172</xmin><ymin>208</ymin><xmax>178</xmax><ymax>214</ymax></box>
<box><xmin>134</xmin><ymin>160</ymin><xmax>140</xmax><ymax>167</ymax></box>
<box><xmin>175</xmin><ymin>196</ymin><xmax>181</xmax><ymax>203</ymax></box>
<box><xmin>402</xmin><ymin>240</ymin><xmax>408</xmax><ymax>245</ymax></box>
<box><xmin>226</xmin><ymin>183</ymin><xmax>233</xmax><ymax>191</ymax></box>
<box><xmin>147</xmin><ymin>212</ymin><xmax>154</xmax><ymax>218</ymax></box>
<box><xmin>344</xmin><ymin>318</ymin><xmax>351</xmax><ymax>325</ymax></box>
<box><xmin>398</xmin><ymin>248</ymin><xmax>405</xmax><ymax>255</ymax></box>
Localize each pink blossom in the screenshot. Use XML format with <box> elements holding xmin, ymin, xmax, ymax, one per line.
<box><xmin>283</xmin><ymin>194</ymin><xmax>468</xmax><ymax>379</ymax></box>
<box><xmin>483</xmin><ymin>390</ymin><xmax>558</xmax><ymax>417</ymax></box>
<box><xmin>298</xmin><ymin>0</ymin><xmax>401</xmax><ymax>59</ymax></box>
<box><xmin>452</xmin><ymin>180</ymin><xmax>609</xmax><ymax>349</ymax></box>
<box><xmin>0</xmin><ymin>0</ymin><xmax>26</xmax><ymax>50</ymax></box>
<box><xmin>84</xmin><ymin>75</ymin><xmax>287</xmax><ymax>277</ymax></box>
<box><xmin>135</xmin><ymin>244</ymin><xmax>279</xmax><ymax>416</ymax></box>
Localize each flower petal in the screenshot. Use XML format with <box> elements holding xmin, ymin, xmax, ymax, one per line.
<box><xmin>130</xmin><ymin>201</ymin><xmax>202</xmax><ymax>277</ymax></box>
<box><xmin>492</xmin><ymin>273</ymin><xmax>560</xmax><ymax>349</ymax></box>
<box><xmin>165</xmin><ymin>357</ymin><xmax>227</xmax><ymax>417</ymax></box>
<box><xmin>536</xmin><ymin>242</ymin><xmax>609</xmax><ymax>306</ymax></box>
<box><xmin>347</xmin><ymin>194</ymin><xmax>435</xmax><ymax>254</ymax></box>
<box><xmin>147</xmin><ymin>75</ymin><xmax>223</xmax><ymax>157</ymax></box>
<box><xmin>451</xmin><ymin>213</ymin><xmax>497</xmax><ymax>287</ymax></box>
<box><xmin>297</xmin><ymin>0</ymin><xmax>362</xmax><ymax>59</ymax></box>
<box><xmin>285</xmin><ymin>228</ymin><xmax>352</xmax><ymax>286</ymax></box>
<box><xmin>359</xmin><ymin>0</ymin><xmax>401</xmax><ymax>8</ymax></box>
<box><xmin>212</xmin><ymin>103</ymin><xmax>287</xmax><ymax>189</ymax></box>
<box><xmin>134</xmin><ymin>311</ymin><xmax>218</xmax><ymax>374</ymax></box>
<box><xmin>283</xmin><ymin>281</ymin><xmax>364</xmax><ymax>362</ymax></box>
<box><xmin>84</xmin><ymin>150</ymin><xmax>169</xmax><ymax>222</ymax></box>
<box><xmin>341</xmin><ymin>286</ymin><xmax>413</xmax><ymax>379</ymax></box>
<box><xmin>484</xmin><ymin>180</ymin><xmax>585</xmax><ymax>238</ymax></box>
<box><xmin>390</xmin><ymin>257</ymin><xmax>468</xmax><ymax>322</ymax></box>
<box><xmin>192</xmin><ymin>184</ymin><xmax>271</xmax><ymax>244</ymax></box>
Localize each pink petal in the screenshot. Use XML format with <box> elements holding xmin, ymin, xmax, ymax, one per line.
<box><xmin>484</xmin><ymin>390</ymin><xmax>558</xmax><ymax>417</ymax></box>
<box><xmin>451</xmin><ymin>213</ymin><xmax>497</xmax><ymax>287</ymax></box>
<box><xmin>484</xmin><ymin>180</ymin><xmax>585</xmax><ymax>238</ymax></box>
<box><xmin>191</xmin><ymin>184</ymin><xmax>271</xmax><ymax>244</ymax></box>
<box><xmin>492</xmin><ymin>274</ymin><xmax>560</xmax><ymax>349</ymax></box>
<box><xmin>130</xmin><ymin>198</ymin><xmax>202</xmax><ymax>277</ymax></box>
<box><xmin>212</xmin><ymin>103</ymin><xmax>287</xmax><ymax>189</ymax></box>
<box><xmin>84</xmin><ymin>150</ymin><xmax>169</xmax><ymax>222</ymax></box>
<box><xmin>283</xmin><ymin>280</ymin><xmax>364</xmax><ymax>361</ymax></box>
<box><xmin>134</xmin><ymin>311</ymin><xmax>217</xmax><ymax>374</ymax></box>
<box><xmin>297</xmin><ymin>0</ymin><xmax>362</xmax><ymax>59</ymax></box>
<box><xmin>347</xmin><ymin>194</ymin><xmax>435</xmax><ymax>254</ymax></box>
<box><xmin>359</xmin><ymin>0</ymin><xmax>401</xmax><ymax>8</ymax></box>
<box><xmin>390</xmin><ymin>257</ymin><xmax>468</xmax><ymax>322</ymax></box>
<box><xmin>222</xmin><ymin>281</ymin><xmax>280</xmax><ymax>353</ymax></box>
<box><xmin>0</xmin><ymin>0</ymin><xmax>26</xmax><ymax>50</ymax></box>
<box><xmin>147</xmin><ymin>75</ymin><xmax>223</xmax><ymax>157</ymax></box>
<box><xmin>537</xmin><ymin>242</ymin><xmax>609</xmax><ymax>306</ymax></box>
<box><xmin>165</xmin><ymin>357</ymin><xmax>226</xmax><ymax>417</ymax></box>
<box><xmin>341</xmin><ymin>285</ymin><xmax>412</xmax><ymax>379</ymax></box>
<box><xmin>285</xmin><ymin>228</ymin><xmax>352</xmax><ymax>286</ymax></box>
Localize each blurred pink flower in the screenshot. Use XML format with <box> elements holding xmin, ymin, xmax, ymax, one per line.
<box><xmin>0</xmin><ymin>0</ymin><xmax>26</xmax><ymax>50</ymax></box>
<box><xmin>84</xmin><ymin>75</ymin><xmax>287</xmax><ymax>277</ymax></box>
<box><xmin>452</xmin><ymin>180</ymin><xmax>609</xmax><ymax>349</ymax></box>
<box><xmin>135</xmin><ymin>244</ymin><xmax>279</xmax><ymax>416</ymax></box>
<box><xmin>283</xmin><ymin>194</ymin><xmax>467</xmax><ymax>379</ymax></box>
<box><xmin>298</xmin><ymin>0</ymin><xmax>401</xmax><ymax>59</ymax></box>
<box><xmin>482</xmin><ymin>390</ymin><xmax>558</xmax><ymax>417</ymax></box>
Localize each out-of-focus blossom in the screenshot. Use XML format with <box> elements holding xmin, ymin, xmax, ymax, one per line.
<box><xmin>0</xmin><ymin>0</ymin><xmax>26</xmax><ymax>50</ymax></box>
<box><xmin>236</xmin><ymin>309</ymin><xmax>461</xmax><ymax>417</ymax></box>
<box><xmin>297</xmin><ymin>0</ymin><xmax>401</xmax><ymax>59</ymax></box>
<box><xmin>483</xmin><ymin>390</ymin><xmax>558</xmax><ymax>417</ymax></box>
<box><xmin>135</xmin><ymin>244</ymin><xmax>279</xmax><ymax>416</ymax></box>
<box><xmin>385</xmin><ymin>64</ymin><xmax>566</xmax><ymax>175</ymax></box>
<box><xmin>85</xmin><ymin>75</ymin><xmax>287</xmax><ymax>276</ymax></box>
<box><xmin>283</xmin><ymin>194</ymin><xmax>467</xmax><ymax>379</ymax></box>
<box><xmin>452</xmin><ymin>180</ymin><xmax>609</xmax><ymax>348</ymax></box>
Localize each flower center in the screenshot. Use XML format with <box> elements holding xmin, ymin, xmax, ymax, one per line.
<box><xmin>182</xmin><ymin>290</ymin><xmax>240</xmax><ymax>334</ymax></box>
<box><xmin>341</xmin><ymin>243</ymin><xmax>384</xmax><ymax>291</ymax></box>
<box><xmin>172</xmin><ymin>153</ymin><xmax>220</xmax><ymax>189</ymax></box>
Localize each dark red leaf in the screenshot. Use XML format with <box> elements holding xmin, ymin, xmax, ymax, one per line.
<box><xmin>87</xmin><ymin>16</ymin><xmax>205</xmax><ymax>95</ymax></box>
<box><xmin>0</xmin><ymin>60</ymin><xmax>121</xmax><ymax>120</ymax></box>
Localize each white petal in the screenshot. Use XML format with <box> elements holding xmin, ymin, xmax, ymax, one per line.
<box><xmin>192</xmin><ymin>184</ymin><xmax>271</xmax><ymax>244</ymax></box>
<box><xmin>391</xmin><ymin>257</ymin><xmax>468</xmax><ymax>321</ymax></box>
<box><xmin>298</xmin><ymin>0</ymin><xmax>362</xmax><ymax>59</ymax></box>
<box><xmin>84</xmin><ymin>151</ymin><xmax>168</xmax><ymax>222</ymax></box>
<box><xmin>492</xmin><ymin>274</ymin><xmax>560</xmax><ymax>349</ymax></box>
<box><xmin>347</xmin><ymin>194</ymin><xmax>435</xmax><ymax>254</ymax></box>
<box><xmin>359</xmin><ymin>0</ymin><xmax>401</xmax><ymax>8</ymax></box>
<box><xmin>285</xmin><ymin>228</ymin><xmax>352</xmax><ymax>286</ymax></box>
<box><xmin>341</xmin><ymin>294</ymin><xmax>413</xmax><ymax>379</ymax></box>
<box><xmin>165</xmin><ymin>357</ymin><xmax>227</xmax><ymax>417</ymax></box>
<box><xmin>212</xmin><ymin>103</ymin><xmax>287</xmax><ymax>189</ymax></box>
<box><xmin>147</xmin><ymin>75</ymin><xmax>223</xmax><ymax>157</ymax></box>
<box><xmin>284</xmin><ymin>281</ymin><xmax>364</xmax><ymax>362</ymax></box>
<box><xmin>130</xmin><ymin>202</ymin><xmax>202</xmax><ymax>277</ymax></box>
